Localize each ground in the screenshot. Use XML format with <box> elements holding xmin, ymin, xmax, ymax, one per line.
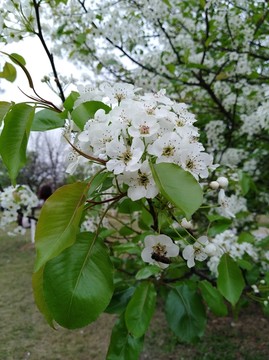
<box><xmin>0</xmin><ymin>232</ymin><xmax>268</xmax><ymax>360</ymax></box>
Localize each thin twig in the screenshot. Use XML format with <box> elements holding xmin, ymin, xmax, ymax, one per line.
<box><xmin>33</xmin><ymin>0</ymin><xmax>66</xmax><ymax>103</ymax></box>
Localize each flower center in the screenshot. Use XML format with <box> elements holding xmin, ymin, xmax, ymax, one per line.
<box><xmin>193</xmin><ymin>247</ymin><xmax>202</xmax><ymax>256</ymax></box>
<box><xmin>152</xmin><ymin>243</ymin><xmax>167</xmax><ymax>256</ymax></box>
<box><xmin>115</xmin><ymin>92</ymin><xmax>126</xmax><ymax>102</ymax></box>
<box><xmin>176</xmin><ymin>119</ymin><xmax>184</xmax><ymax>127</ymax></box>
<box><xmin>162</xmin><ymin>145</ymin><xmax>175</xmax><ymax>157</ymax></box>
<box><xmin>138</xmin><ymin>172</ymin><xmax>150</xmax><ymax>187</ymax></box>
<box><xmin>140</xmin><ymin>124</ymin><xmax>150</xmax><ymax>134</ymax></box>
<box><xmin>120</xmin><ymin>149</ymin><xmax>132</xmax><ymax>164</ymax></box>
<box><xmin>186</xmin><ymin>159</ymin><xmax>194</xmax><ymax>169</ymax></box>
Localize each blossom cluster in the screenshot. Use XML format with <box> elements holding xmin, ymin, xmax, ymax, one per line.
<box><xmin>0</xmin><ymin>185</ymin><xmax>39</xmax><ymax>236</ymax></box>
<box><xmin>141</xmin><ymin>228</ymin><xmax>268</xmax><ymax>278</ymax></box>
<box><xmin>66</xmin><ymin>82</ymin><xmax>216</xmax><ymax>201</ymax></box>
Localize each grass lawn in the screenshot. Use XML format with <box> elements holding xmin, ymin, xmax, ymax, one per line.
<box><xmin>0</xmin><ymin>230</ymin><xmax>269</xmax><ymax>360</ymax></box>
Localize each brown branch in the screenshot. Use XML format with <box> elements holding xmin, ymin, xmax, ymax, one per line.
<box><xmin>33</xmin><ymin>0</ymin><xmax>66</xmax><ymax>103</ymax></box>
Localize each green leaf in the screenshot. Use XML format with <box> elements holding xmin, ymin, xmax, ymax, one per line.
<box><xmin>71</xmin><ymin>101</ymin><xmax>111</xmax><ymax>130</ymax></box>
<box><xmin>0</xmin><ymin>62</ymin><xmax>16</xmax><ymax>82</ymax></box>
<box><xmin>113</xmin><ymin>243</ymin><xmax>140</xmax><ymax>255</ymax></box>
<box><xmin>161</xmin><ymin>0</ymin><xmax>172</xmax><ymax>6</ymax></box>
<box><xmin>118</xmin><ymin>198</ymin><xmax>142</xmax><ymax>214</ymax></box>
<box><xmin>106</xmin><ymin>286</ymin><xmax>135</xmax><ymax>314</ymax></box>
<box><xmin>106</xmin><ymin>315</ymin><xmax>144</xmax><ymax>360</ymax></box>
<box><xmin>239</xmin><ymin>171</ymin><xmax>252</xmax><ymax>196</ymax></box>
<box><xmin>55</xmin><ymin>0</ymin><xmax>68</xmax><ymax>4</ymax></box>
<box><xmin>10</xmin><ymin>53</ymin><xmax>26</xmax><ymax>66</ymax></box>
<box><xmin>0</xmin><ymin>102</ymin><xmax>11</xmax><ymax>126</ymax></box>
<box><xmin>238</xmin><ymin>232</ymin><xmax>255</xmax><ymax>244</ymax></box>
<box><xmin>151</xmin><ymin>163</ymin><xmax>203</xmax><ymax>219</ymax></box>
<box><xmin>31</xmin><ymin>109</ymin><xmax>65</xmax><ymax>131</ymax></box>
<box><xmin>87</xmin><ymin>171</ymin><xmax>110</xmax><ymax>197</ymax></box>
<box><xmin>135</xmin><ymin>265</ymin><xmax>161</xmax><ymax>280</ymax></box>
<box><xmin>63</xmin><ymin>91</ymin><xmax>80</xmax><ymax>111</ymax></box>
<box><xmin>217</xmin><ymin>253</ymin><xmax>245</xmax><ymax>306</ymax></box>
<box><xmin>199</xmin><ymin>280</ymin><xmax>228</xmax><ymax>316</ymax></box>
<box><xmin>236</xmin><ymin>259</ymin><xmax>253</xmax><ymax>271</ymax></box>
<box><xmin>0</xmin><ymin>103</ymin><xmax>34</xmax><ymax>184</ymax></box>
<box><xmin>125</xmin><ymin>282</ymin><xmax>156</xmax><ymax>338</ymax></box>
<box><xmin>165</xmin><ymin>284</ymin><xmax>206</xmax><ymax>343</ymax></box>
<box><xmin>1</xmin><ymin>52</ymin><xmax>34</xmax><ymax>89</ymax></box>
<box><xmin>32</xmin><ymin>267</ymin><xmax>55</xmax><ymax>328</ymax></box>
<box><xmin>43</xmin><ymin>232</ymin><xmax>114</xmax><ymax>329</ymax></box>
<box><xmin>34</xmin><ymin>182</ymin><xmax>89</xmax><ymax>272</ymax></box>
<box><xmin>256</xmin><ymin>235</ymin><xmax>269</xmax><ymax>249</ymax></box>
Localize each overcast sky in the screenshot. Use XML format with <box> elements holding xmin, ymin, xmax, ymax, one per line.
<box><xmin>1</xmin><ymin>36</ymin><xmax>78</xmax><ymax>104</ymax></box>
<box><xmin>0</xmin><ymin>36</ymin><xmax>79</xmax><ymax>150</ymax></box>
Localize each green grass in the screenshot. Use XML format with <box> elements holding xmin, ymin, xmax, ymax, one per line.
<box><xmin>0</xmin><ymin>229</ymin><xmax>269</xmax><ymax>360</ymax></box>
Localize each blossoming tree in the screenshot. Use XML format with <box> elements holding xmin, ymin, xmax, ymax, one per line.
<box><xmin>0</xmin><ymin>0</ymin><xmax>269</xmax><ymax>358</ymax></box>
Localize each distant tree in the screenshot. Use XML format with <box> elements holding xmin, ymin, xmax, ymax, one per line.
<box><xmin>17</xmin><ymin>132</ymin><xmax>67</xmax><ymax>192</ymax></box>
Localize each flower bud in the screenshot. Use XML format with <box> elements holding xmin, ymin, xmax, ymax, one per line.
<box><xmin>204</xmin><ymin>243</ymin><xmax>217</xmax><ymax>256</ymax></box>
<box><xmin>209</xmin><ymin>181</ymin><xmax>220</xmax><ymax>190</ymax></box>
<box><xmin>181</xmin><ymin>218</ymin><xmax>193</xmax><ymax>229</ymax></box>
<box><xmin>217</xmin><ymin>176</ymin><xmax>229</xmax><ymax>188</ymax></box>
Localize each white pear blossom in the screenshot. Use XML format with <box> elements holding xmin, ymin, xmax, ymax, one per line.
<box><xmin>128</xmin><ymin>114</ymin><xmax>160</xmax><ymax>138</ymax></box>
<box><xmin>180</xmin><ymin>218</ymin><xmax>194</xmax><ymax>229</ymax></box>
<box><xmin>106</xmin><ymin>137</ymin><xmax>144</xmax><ymax>174</ymax></box>
<box><xmin>117</xmin><ymin>161</ymin><xmax>158</xmax><ymax>201</ymax></box>
<box><xmin>147</xmin><ymin>132</ymin><xmax>181</xmax><ymax>164</ymax></box>
<box><xmin>100</xmin><ymin>82</ymin><xmax>137</xmax><ymax>103</ymax></box>
<box><xmin>141</xmin><ymin>234</ymin><xmax>179</xmax><ymax>269</ymax></box>
<box><xmin>217</xmin><ymin>189</ymin><xmax>236</xmax><ymax>219</ymax></box>
<box><xmin>182</xmin><ymin>236</ymin><xmax>209</xmax><ymax>268</ymax></box>
<box><xmin>179</xmin><ymin>150</ymin><xmax>216</xmax><ymax>180</ymax></box>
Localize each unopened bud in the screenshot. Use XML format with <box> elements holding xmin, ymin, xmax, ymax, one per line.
<box><xmin>217</xmin><ymin>176</ymin><xmax>229</xmax><ymax>188</ymax></box>
<box><xmin>204</xmin><ymin>243</ymin><xmax>217</xmax><ymax>256</ymax></box>
<box><xmin>209</xmin><ymin>181</ymin><xmax>220</xmax><ymax>190</ymax></box>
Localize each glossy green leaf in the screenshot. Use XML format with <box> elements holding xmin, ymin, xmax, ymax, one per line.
<box><xmin>106</xmin><ymin>315</ymin><xmax>144</xmax><ymax>360</ymax></box>
<box><xmin>32</xmin><ymin>267</ymin><xmax>54</xmax><ymax>328</ymax></box>
<box><xmin>87</xmin><ymin>171</ymin><xmax>110</xmax><ymax>197</ymax></box>
<box><xmin>71</xmin><ymin>101</ymin><xmax>111</xmax><ymax>130</ymax></box>
<box><xmin>165</xmin><ymin>284</ymin><xmax>206</xmax><ymax>343</ymax></box>
<box><xmin>10</xmin><ymin>53</ymin><xmax>26</xmax><ymax>65</ymax></box>
<box><xmin>63</xmin><ymin>91</ymin><xmax>79</xmax><ymax>111</ymax></box>
<box><xmin>43</xmin><ymin>232</ymin><xmax>114</xmax><ymax>329</ymax></box>
<box><xmin>239</xmin><ymin>171</ymin><xmax>252</xmax><ymax>196</ymax></box>
<box><xmin>106</xmin><ymin>286</ymin><xmax>135</xmax><ymax>314</ymax></box>
<box><xmin>151</xmin><ymin>163</ymin><xmax>203</xmax><ymax>219</ymax></box>
<box><xmin>238</xmin><ymin>232</ymin><xmax>255</xmax><ymax>244</ymax></box>
<box><xmin>125</xmin><ymin>282</ymin><xmax>156</xmax><ymax>338</ymax></box>
<box><xmin>31</xmin><ymin>109</ymin><xmax>65</xmax><ymax>131</ymax></box>
<box><xmin>55</xmin><ymin>0</ymin><xmax>68</xmax><ymax>4</ymax></box>
<box><xmin>0</xmin><ymin>103</ymin><xmax>34</xmax><ymax>184</ymax></box>
<box><xmin>217</xmin><ymin>253</ymin><xmax>245</xmax><ymax>306</ymax></box>
<box><xmin>199</xmin><ymin>280</ymin><xmax>228</xmax><ymax>316</ymax></box>
<box><xmin>135</xmin><ymin>265</ymin><xmax>161</xmax><ymax>280</ymax></box>
<box><xmin>34</xmin><ymin>182</ymin><xmax>89</xmax><ymax>272</ymax></box>
<box><xmin>113</xmin><ymin>243</ymin><xmax>140</xmax><ymax>255</ymax></box>
<box><xmin>118</xmin><ymin>198</ymin><xmax>142</xmax><ymax>214</ymax></box>
<box><xmin>0</xmin><ymin>102</ymin><xmax>11</xmax><ymax>125</ymax></box>
<box><xmin>2</xmin><ymin>51</ymin><xmax>34</xmax><ymax>89</ymax></box>
<box><xmin>0</xmin><ymin>62</ymin><xmax>16</xmax><ymax>82</ymax></box>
